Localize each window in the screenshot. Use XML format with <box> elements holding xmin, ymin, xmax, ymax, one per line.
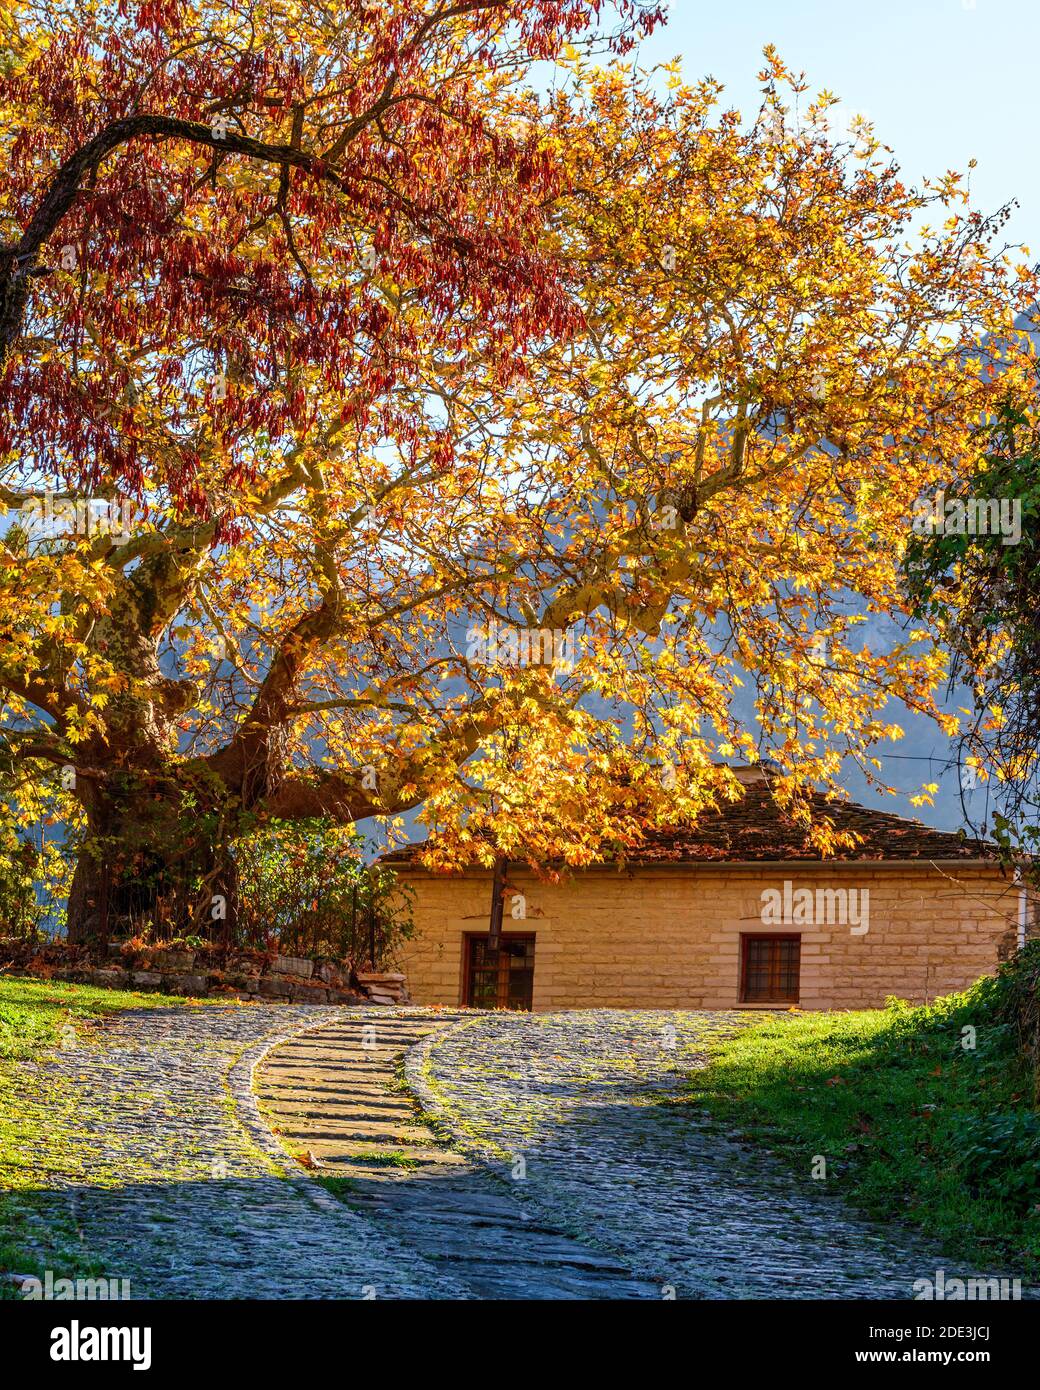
<box><xmin>740</xmin><ymin>933</ymin><xmax>800</xmax><ymax>1004</ymax></box>
<box><xmin>464</xmin><ymin>934</ymin><xmax>535</xmax><ymax>1010</ymax></box>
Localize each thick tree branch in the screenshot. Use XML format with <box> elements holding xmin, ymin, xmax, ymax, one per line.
<box><xmin>0</xmin><ymin>107</ymin><xmax>389</xmax><ymax>371</ymax></box>
<box><xmin>260</xmin><ymin>693</ymin><xmax>508</xmax><ymax>822</ymax></box>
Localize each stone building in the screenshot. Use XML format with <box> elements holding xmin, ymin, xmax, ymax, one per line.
<box><xmin>384</xmin><ymin>767</ymin><xmax>1031</xmax><ymax>1012</ymax></box>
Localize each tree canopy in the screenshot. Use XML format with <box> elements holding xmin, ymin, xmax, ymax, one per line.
<box><xmin>0</xmin><ymin>3</ymin><xmax>1036</xmax><ymax>937</ymax></box>
<box><xmin>904</xmin><ymin>376</ymin><xmax>1040</xmax><ymax>864</ymax></box>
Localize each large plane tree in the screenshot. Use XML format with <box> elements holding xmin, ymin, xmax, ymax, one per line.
<box><xmin>0</xmin><ymin>5</ymin><xmax>1034</xmax><ymax>939</ymax></box>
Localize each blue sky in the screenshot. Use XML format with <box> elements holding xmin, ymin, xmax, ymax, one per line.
<box><xmin>635</xmin><ymin>0</ymin><xmax>1037</xmax><ymax>254</ymax></box>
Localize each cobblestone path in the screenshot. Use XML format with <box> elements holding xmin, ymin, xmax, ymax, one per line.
<box><xmin>4</xmin><ymin>1003</ymin><xmax>463</xmax><ymax>1299</ymax></box>
<box><xmin>256</xmin><ymin>1011</ymin><xmax>656</xmax><ymax>1298</ymax></box>
<box><xmin>408</xmin><ymin>1010</ymin><xmax>966</xmax><ymax>1299</ymax></box>
<box><xmin>7</xmin><ymin>1002</ymin><xmax>979</xmax><ymax>1299</ymax></box>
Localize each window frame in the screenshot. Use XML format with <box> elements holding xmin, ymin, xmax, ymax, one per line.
<box><xmin>739</xmin><ymin>931</ymin><xmax>801</xmax><ymax>1005</ymax></box>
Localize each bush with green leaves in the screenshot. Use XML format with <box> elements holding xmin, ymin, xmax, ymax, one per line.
<box><xmin>0</xmin><ymin>808</ymin><xmax>69</xmax><ymax>938</ymax></box>
<box><xmin>951</xmin><ymin>1112</ymin><xmax>1040</xmax><ymax>1210</ymax></box>
<box><xmin>232</xmin><ymin>817</ymin><xmax>413</xmax><ymax>967</ymax></box>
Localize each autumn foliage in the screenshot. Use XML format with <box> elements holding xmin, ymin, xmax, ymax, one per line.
<box><xmin>0</xmin><ymin>3</ymin><xmax>1035</xmax><ymax>938</ymax></box>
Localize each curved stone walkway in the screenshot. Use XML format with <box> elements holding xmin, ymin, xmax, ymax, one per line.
<box><xmin>4</xmin><ymin>1003</ymin><xmax>465</xmax><ymax>1298</ymax></box>
<box><xmin>5</xmin><ymin>1002</ymin><xmax>994</xmax><ymax>1300</ymax></box>
<box><xmin>255</xmin><ymin>1011</ymin><xmax>656</xmax><ymax>1298</ymax></box>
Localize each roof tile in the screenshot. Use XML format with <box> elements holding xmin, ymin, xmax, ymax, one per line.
<box><xmin>384</xmin><ymin>780</ymin><xmax>995</xmax><ymax>867</ymax></box>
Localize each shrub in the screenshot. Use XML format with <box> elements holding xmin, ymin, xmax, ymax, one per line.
<box><xmin>232</xmin><ymin>818</ymin><xmax>413</xmax><ymax>968</ymax></box>
<box><xmin>950</xmin><ymin>1111</ymin><xmax>1040</xmax><ymax>1211</ymax></box>
<box><xmin>0</xmin><ymin>812</ymin><xmax>70</xmax><ymax>938</ymax></box>
<box><xmin>987</xmin><ymin>939</ymin><xmax>1040</xmax><ymax>1091</ymax></box>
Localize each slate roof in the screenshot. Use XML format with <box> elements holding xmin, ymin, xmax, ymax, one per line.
<box><xmin>384</xmin><ymin>771</ymin><xmax>996</xmax><ymax>868</ymax></box>
<box><xmin>618</xmin><ymin>778</ymin><xmax>995</xmax><ymax>865</ymax></box>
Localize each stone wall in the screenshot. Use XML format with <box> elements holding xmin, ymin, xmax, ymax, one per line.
<box><xmin>0</xmin><ymin>938</ymin><xmax>410</xmax><ymax>1005</ymax></box>
<box><xmin>394</xmin><ymin>860</ymin><xmax>1030</xmax><ymax>1011</ymax></box>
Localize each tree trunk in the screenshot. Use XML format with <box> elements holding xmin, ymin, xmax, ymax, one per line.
<box><xmin>66</xmin><ymin>847</ymin><xmax>109</xmax><ymax>943</ymax></box>
<box><xmin>65</xmin><ymin>778</ymin><xmax>234</xmax><ymax>944</ymax></box>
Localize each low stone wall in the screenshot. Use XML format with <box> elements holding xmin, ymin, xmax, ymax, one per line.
<box><xmin>0</xmin><ymin>937</ymin><xmax>409</xmax><ymax>1006</ymax></box>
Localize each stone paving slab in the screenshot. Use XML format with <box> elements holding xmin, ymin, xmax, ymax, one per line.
<box><xmin>3</xmin><ymin>1003</ymin><xmax>468</xmax><ymax>1299</ymax></box>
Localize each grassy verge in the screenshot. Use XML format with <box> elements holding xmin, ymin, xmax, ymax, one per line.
<box><xmin>0</xmin><ymin>974</ymin><xmax>190</xmax><ymax>1292</ymax></box>
<box><xmin>0</xmin><ymin>975</ymin><xmax>168</xmax><ymax>1062</ymax></box>
<box><xmin>690</xmin><ymin>946</ymin><xmax>1040</xmax><ymax>1277</ymax></box>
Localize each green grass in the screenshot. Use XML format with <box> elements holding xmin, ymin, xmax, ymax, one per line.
<box><xmin>0</xmin><ymin>974</ymin><xmax>169</xmax><ymax>1062</ymax></box>
<box><xmin>315</xmin><ymin>1175</ymin><xmax>358</xmax><ymax>1198</ymax></box>
<box><xmin>0</xmin><ymin>974</ymin><xmax>192</xmax><ymax>1292</ymax></box>
<box><xmin>313</xmin><ymin>1156</ymin><xmax>419</xmax><ymax>1213</ymax></box>
<box><xmin>690</xmin><ymin>952</ymin><xmax>1040</xmax><ymax>1277</ymax></box>
<box><xmin>348</xmin><ymin>1148</ymin><xmax>421</xmax><ymax>1169</ymax></box>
